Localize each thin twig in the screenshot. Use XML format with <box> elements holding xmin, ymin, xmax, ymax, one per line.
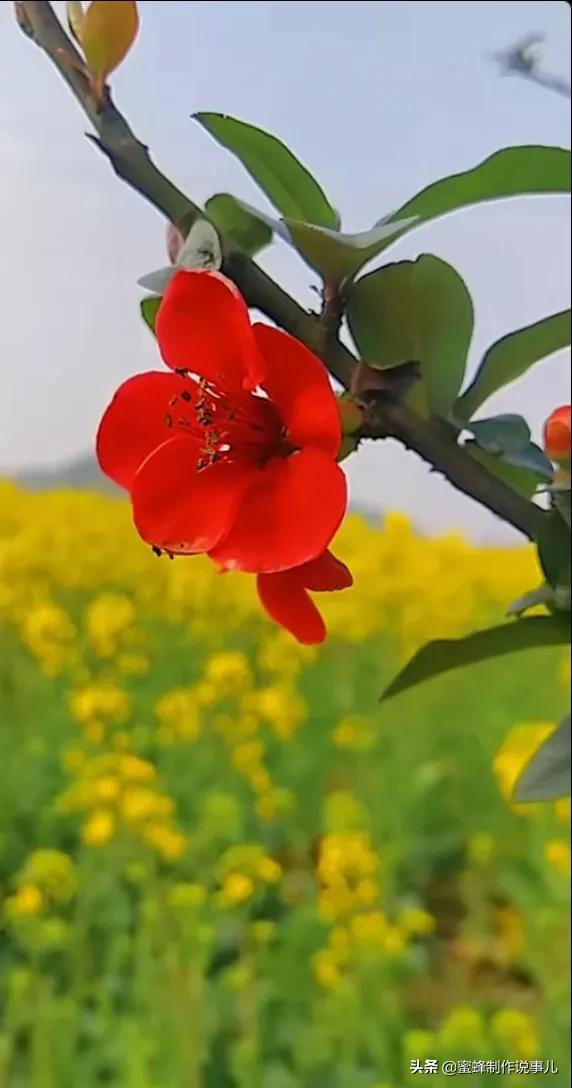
<box><xmin>493</xmin><ymin>35</ymin><xmax>571</xmax><ymax>99</ymax></box>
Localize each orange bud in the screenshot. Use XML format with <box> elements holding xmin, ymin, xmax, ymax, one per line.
<box><xmin>67</xmin><ymin>1</ymin><xmax>85</xmax><ymax>44</ymax></box>
<box><xmin>81</xmin><ymin>1</ymin><xmax>139</xmax><ymax>98</ymax></box>
<box><xmin>543</xmin><ymin>405</ymin><xmax>571</xmax><ymax>468</ymax></box>
<box><xmin>336</xmin><ymin>396</ymin><xmax>362</xmax><ymax>462</ymax></box>
<box><xmin>337</xmin><ymin>394</ymin><xmax>362</xmax><ymax>436</ymax></box>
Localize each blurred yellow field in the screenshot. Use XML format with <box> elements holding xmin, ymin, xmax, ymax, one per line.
<box><xmin>0</xmin><ymin>482</ymin><xmax>570</xmax><ymax>1087</ymax></box>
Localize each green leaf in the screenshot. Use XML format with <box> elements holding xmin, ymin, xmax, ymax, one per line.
<box><xmin>194</xmin><ymin>113</ymin><xmax>339</xmax><ymax>229</ymax></box>
<box><xmin>381</xmin><ymin>616</ymin><xmax>570</xmax><ymax>702</ymax></box>
<box><xmin>507</xmin><ymin>584</ymin><xmax>555</xmax><ymax>617</ymax></box>
<box><xmin>537</xmin><ymin>508</ymin><xmax>571</xmax><ymax>590</ymax></box>
<box><xmin>554</xmin><ymin>487</ymin><xmax>572</xmax><ymax>530</ymax></box>
<box><xmin>140</xmin><ymin>296</ymin><xmax>160</xmax><ymax>334</ymax></box>
<box><xmin>347</xmin><ymin>255</ymin><xmax>474</xmax><ymax>417</ymax></box>
<box><xmin>469</xmin><ymin>414</ymin><xmax>531</xmax><ymax>455</ymax></box>
<box><xmin>500</xmin><ymin>443</ymin><xmax>554</xmax><ymax>479</ymax></box>
<box><xmin>457</xmin><ymin>310</ymin><xmax>571</xmax><ymax>420</ymax></box>
<box><xmin>382</xmin><ymin>146</ymin><xmax>571</xmax><ymax>254</ymax></box>
<box><xmin>214</xmin><ymin>144</ymin><xmax>570</xmax><ymax>282</ymax></box>
<box><xmin>513</xmin><ymin>715</ymin><xmax>570</xmax><ymax>802</ymax></box>
<box><xmin>205</xmin><ymin>194</ymin><xmax>272</xmax><ymax>256</ymax></box>
<box><xmin>231</xmin><ymin>202</ymin><xmax>417</xmax><ymax>281</ymax></box>
<box><xmin>282</xmin><ymin>215</ymin><xmax>418</xmax><ymax>282</ymax></box>
<box><xmin>466</xmin><ymin>443</ymin><xmax>541</xmax><ymax>500</ymax></box>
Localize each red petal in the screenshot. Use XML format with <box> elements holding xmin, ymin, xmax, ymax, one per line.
<box><xmin>253</xmin><ymin>323</ymin><xmax>341</xmax><ymax>456</ymax></box>
<box><xmin>131</xmin><ymin>436</ymin><xmax>253</xmax><ymax>553</ymax></box>
<box><xmin>96</xmin><ymin>371</ymin><xmax>199</xmax><ymax>491</ymax></box>
<box><xmin>300</xmin><ymin>549</ymin><xmax>353</xmax><ymax>591</ymax></box>
<box><xmin>156</xmin><ymin>270</ymin><xmax>265</xmax><ymax>392</ymax></box>
<box><xmin>257</xmin><ymin>570</ymin><xmax>326</xmax><ymax>644</ymax></box>
<box><xmin>209</xmin><ymin>448</ymin><xmax>347</xmax><ymax>573</ymax></box>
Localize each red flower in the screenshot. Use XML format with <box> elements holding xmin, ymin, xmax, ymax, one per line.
<box><xmin>543</xmin><ymin>405</ymin><xmax>571</xmax><ymax>467</ymax></box>
<box><xmin>97</xmin><ymin>269</ymin><xmax>347</xmax><ymax>573</ymax></box>
<box><xmin>257</xmin><ymin>549</ymin><xmax>353</xmax><ymax>644</ymax></box>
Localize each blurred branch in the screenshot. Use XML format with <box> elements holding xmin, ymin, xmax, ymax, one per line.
<box><xmin>519</xmin><ymin>71</ymin><xmax>571</xmax><ymax>100</ymax></box>
<box><xmin>16</xmin><ymin>0</ymin><xmax>546</xmax><ymax>541</ymax></box>
<box><xmin>492</xmin><ymin>35</ymin><xmax>571</xmax><ymax>99</ymax></box>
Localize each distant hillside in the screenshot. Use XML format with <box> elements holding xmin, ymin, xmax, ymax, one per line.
<box><xmin>8</xmin><ymin>454</ymin><xmax>120</xmax><ymax>494</ymax></box>
<box><xmin>6</xmin><ymin>454</ymin><xmax>379</xmax><ymax>521</ymax></box>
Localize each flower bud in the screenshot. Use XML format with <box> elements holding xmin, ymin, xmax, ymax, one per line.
<box><xmin>166</xmin><ymin>222</ymin><xmax>184</xmax><ymax>265</ymax></box>
<box><xmin>543</xmin><ymin>405</ymin><xmax>571</xmax><ymax>469</ymax></box>
<box><xmin>336</xmin><ymin>394</ymin><xmax>362</xmax><ymax>462</ymax></box>
<box><xmin>337</xmin><ymin>393</ymin><xmax>362</xmax><ymax>434</ymax></box>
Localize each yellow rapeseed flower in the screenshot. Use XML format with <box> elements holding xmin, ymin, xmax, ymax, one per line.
<box><xmin>62</xmin><ymin>747</ymin><xmax>87</xmax><ymax>773</ymax></box>
<box><xmin>82</xmin><ymin>810</ymin><xmax>115</xmax><ymax>846</ymax></box>
<box><xmin>85</xmin><ymin>593</ymin><xmax>136</xmax><ymax>658</ymax></box>
<box><xmin>143</xmin><ymin>824</ymin><xmax>187</xmax><ymax>862</ymax></box>
<box><xmin>93</xmin><ymin>775</ymin><xmax>121</xmax><ymax>803</ymax></box>
<box><xmin>118</xmin><ymin>755</ymin><xmax>156</xmax><ymax>782</ymax></box>
<box><xmin>69</xmin><ymin>683</ymin><xmax>131</xmax><ymax>727</ymax></box>
<box><xmin>545</xmin><ymin>838</ymin><xmax>571</xmax><ymax>875</ymax></box>
<box><xmin>248</xmin><ymin>920</ymin><xmax>276</xmax><ymax>946</ymax></box>
<box><xmin>493</xmin><ymin>723</ymin><xmax>556</xmax><ymax>805</ymax></box>
<box><xmin>494</xmin><ymin>904</ymin><xmax>524</xmax><ymax>962</ymax></box>
<box><xmin>167</xmin><ymin>883</ymin><xmax>207</xmax><ymax>910</ymax></box>
<box><xmin>219</xmin><ymin>873</ymin><xmax>254</xmax><ymax>906</ymax></box>
<box><xmin>4</xmin><ymin>884</ymin><xmax>44</xmax><ymax>918</ymax></box>
<box><xmin>490</xmin><ymin>1008</ymin><xmax>539</xmax><ymax>1059</ymax></box>
<box><xmin>205</xmin><ymin>651</ymin><xmax>252</xmax><ymax>695</ymax></box>
<box><xmin>121</xmin><ymin>788</ymin><xmax>172</xmax><ymax>824</ymax></box>
<box><xmin>403</xmin><ymin>1029</ymin><xmax>438</xmax><ymax>1060</ymax></box>
<box><xmin>117</xmin><ymin>652</ymin><xmax>150</xmax><ymax>676</ymax></box>
<box><xmin>438</xmin><ymin>1005</ymin><xmax>486</xmax><ymax>1050</ymax></box>
<box><xmin>398</xmin><ymin>906</ymin><xmax>436</xmax><ymax>938</ymax></box>
<box><xmin>19</xmin><ymin>850</ymin><xmax>76</xmax><ymax>904</ymax></box>
<box><xmin>332</xmin><ymin>714</ymin><xmax>374</xmax><ymax>751</ymax></box>
<box><xmin>256</xmin><ymin>856</ymin><xmax>282</xmax><ymax>884</ymax></box>
<box><xmin>155</xmin><ymin>688</ymin><xmax>201</xmax><ymax>743</ymax></box>
<box><xmin>312</xmin><ymin>949</ymin><xmax>343</xmax><ymax>989</ymax></box>
<box><xmin>20</xmin><ymin>602</ymin><xmax>77</xmax><ymax>676</ymax></box>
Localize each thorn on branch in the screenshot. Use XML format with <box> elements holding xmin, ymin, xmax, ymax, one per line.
<box><xmin>85</xmin><ymin>133</ymin><xmax>111</xmax><ymax>158</ymax></box>
<box><xmin>320</xmin><ymin>281</ymin><xmax>347</xmax><ymax>342</ymax></box>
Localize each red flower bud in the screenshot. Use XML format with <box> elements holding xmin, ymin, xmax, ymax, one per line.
<box><xmin>166</xmin><ymin>222</ymin><xmax>184</xmax><ymax>265</ymax></box>
<box><xmin>543</xmin><ymin>405</ymin><xmax>571</xmax><ymax>468</ymax></box>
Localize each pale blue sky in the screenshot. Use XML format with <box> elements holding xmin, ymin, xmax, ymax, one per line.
<box><xmin>1</xmin><ymin>1</ymin><xmax>570</xmax><ymax>540</ymax></box>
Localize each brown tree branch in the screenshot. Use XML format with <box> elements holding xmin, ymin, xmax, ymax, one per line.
<box><xmin>17</xmin><ymin>0</ymin><xmax>546</xmax><ymax>541</ymax></box>
<box><xmin>359</xmin><ymin>399</ymin><xmax>543</xmax><ymax>539</ymax></box>
<box><xmin>19</xmin><ymin>1</ymin><xmax>201</xmax><ymax>229</ymax></box>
